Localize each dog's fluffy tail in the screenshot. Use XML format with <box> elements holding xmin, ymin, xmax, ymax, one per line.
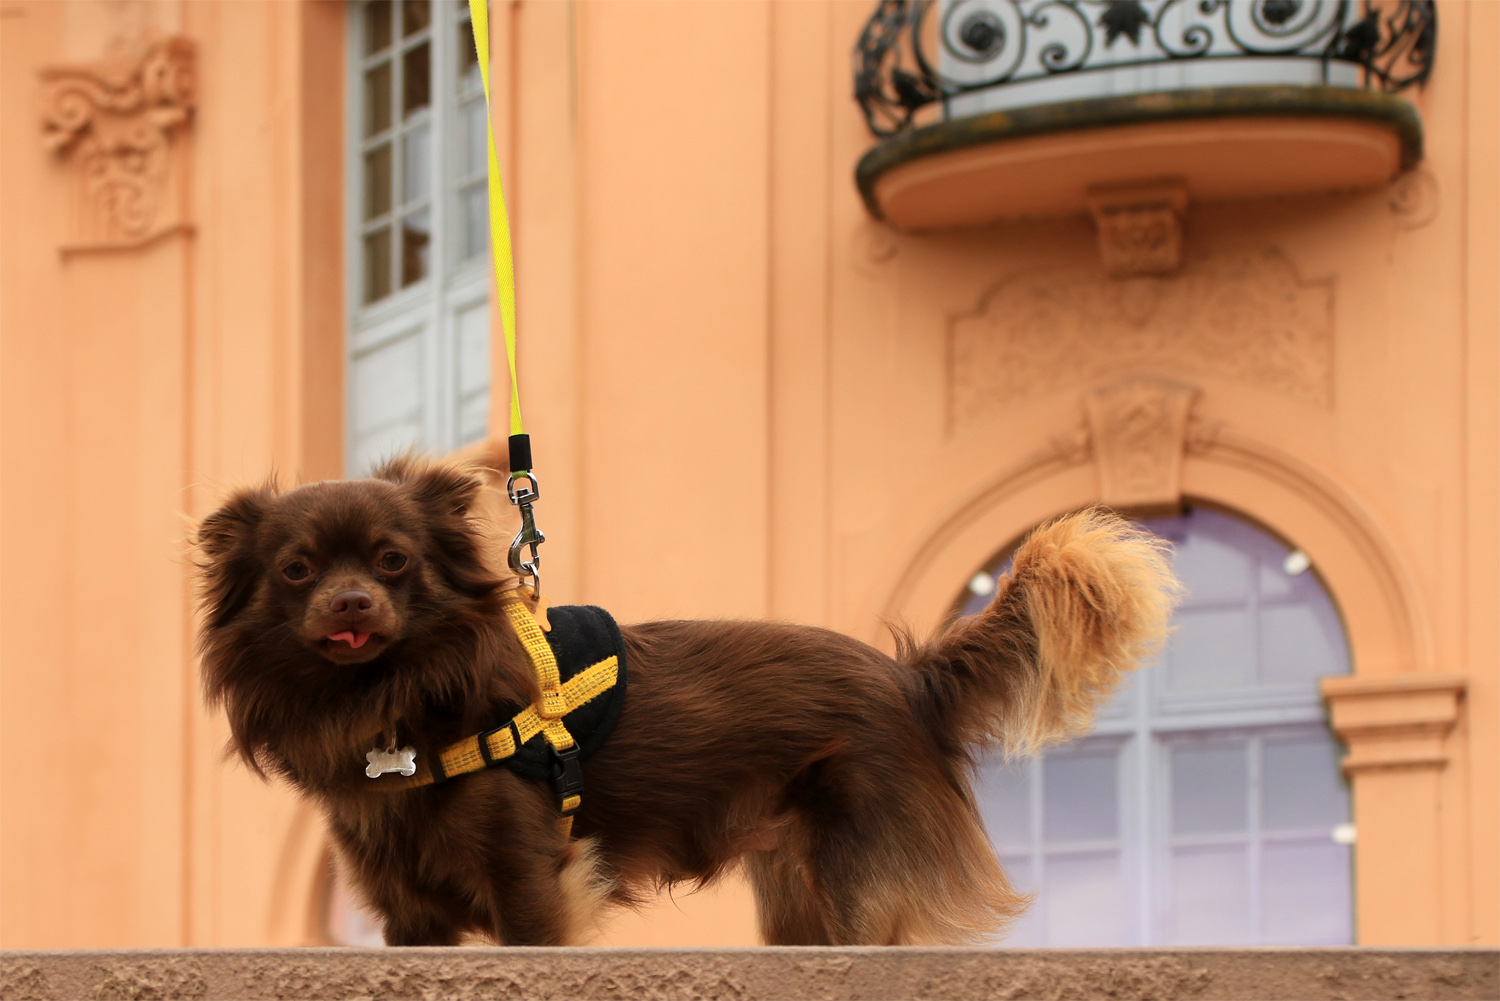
<box><xmin>902</xmin><ymin>509</ymin><xmax>1181</xmax><ymax>756</ymax></box>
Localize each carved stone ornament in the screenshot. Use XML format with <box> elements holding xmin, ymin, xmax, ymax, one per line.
<box><xmin>949</xmin><ymin>247</ymin><xmax>1334</xmax><ymax>429</ymax></box>
<box><xmin>40</xmin><ymin>36</ymin><xmax>195</xmax><ymax>250</ymax></box>
<box><xmin>1088</xmin><ymin>180</ymin><xmax>1188</xmax><ymax>279</ymax></box>
<box><xmin>1083</xmin><ymin>376</ymin><xmax>1198</xmax><ymax>512</ymax></box>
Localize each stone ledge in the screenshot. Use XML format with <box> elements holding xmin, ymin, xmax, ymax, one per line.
<box><xmin>2</xmin><ymin>947</ymin><xmax>1497</xmax><ymax>1001</ymax></box>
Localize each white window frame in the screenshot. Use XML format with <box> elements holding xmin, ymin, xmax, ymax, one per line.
<box><xmin>344</xmin><ymin>0</ymin><xmax>491</xmax><ymax>475</ymax></box>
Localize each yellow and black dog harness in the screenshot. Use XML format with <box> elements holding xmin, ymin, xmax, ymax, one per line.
<box><xmin>367</xmin><ymin>597</ymin><xmax>626</xmax><ymax>838</ymax></box>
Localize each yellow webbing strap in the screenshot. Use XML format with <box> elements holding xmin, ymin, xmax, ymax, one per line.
<box><xmin>368</xmin><ymin>598</ymin><xmax>619</xmax><ymax>829</ymax></box>
<box><xmin>504</xmin><ymin>599</ymin><xmax>567</xmax><ymax>724</ymax></box>
<box><xmin>468</xmin><ymin>0</ymin><xmax>524</xmax><ymax>439</ymax></box>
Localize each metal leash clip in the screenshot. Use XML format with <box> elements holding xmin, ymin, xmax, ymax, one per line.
<box><xmin>507</xmin><ymin>469</ymin><xmax>544</xmax><ymax>597</ymax></box>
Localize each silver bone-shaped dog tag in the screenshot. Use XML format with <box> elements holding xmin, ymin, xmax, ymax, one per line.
<box><xmin>366</xmin><ymin>746</ymin><xmax>418</xmax><ymax>778</ymax></box>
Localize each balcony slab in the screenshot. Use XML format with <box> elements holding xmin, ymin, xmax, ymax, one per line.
<box><xmin>857</xmin><ymin>87</ymin><xmax>1423</xmax><ymax>231</ymax></box>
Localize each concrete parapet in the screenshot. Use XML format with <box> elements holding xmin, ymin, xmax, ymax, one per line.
<box><xmin>1</xmin><ymin>947</ymin><xmax>1496</xmax><ymax>1000</ymax></box>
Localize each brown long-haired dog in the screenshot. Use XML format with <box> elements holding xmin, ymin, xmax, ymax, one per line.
<box><xmin>196</xmin><ymin>457</ymin><xmax>1179</xmax><ymax>946</ymax></box>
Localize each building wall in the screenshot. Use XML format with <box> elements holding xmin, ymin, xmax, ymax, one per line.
<box><xmin>0</xmin><ymin>0</ymin><xmax>1493</xmax><ymax>948</ymax></box>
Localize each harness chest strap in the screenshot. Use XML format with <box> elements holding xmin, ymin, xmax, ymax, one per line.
<box><xmin>368</xmin><ymin>598</ymin><xmax>621</xmax><ymax>834</ymax></box>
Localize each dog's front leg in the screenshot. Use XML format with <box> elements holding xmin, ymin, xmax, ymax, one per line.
<box><xmin>382</xmin><ymin>909</ymin><xmax>463</xmax><ymax>947</ymax></box>
<box><xmin>485</xmin><ymin>832</ymin><xmax>611</xmax><ymax>946</ymax></box>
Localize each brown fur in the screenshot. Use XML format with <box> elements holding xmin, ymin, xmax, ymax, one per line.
<box><xmin>196</xmin><ymin>457</ymin><xmax>1179</xmax><ymax>946</ymax></box>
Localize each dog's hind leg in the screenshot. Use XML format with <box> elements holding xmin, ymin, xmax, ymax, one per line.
<box><xmin>747</xmin><ymin>845</ymin><xmax>833</xmax><ymax>945</ymax></box>
<box><xmin>785</xmin><ymin>752</ymin><xmax>1026</xmax><ymax>945</ymax></box>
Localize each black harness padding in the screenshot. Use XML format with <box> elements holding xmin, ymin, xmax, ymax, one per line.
<box><xmin>503</xmin><ymin>603</ymin><xmax>627</xmax><ymax>781</ymax></box>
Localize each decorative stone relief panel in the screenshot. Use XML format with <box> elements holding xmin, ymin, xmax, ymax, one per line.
<box><xmin>40</xmin><ymin>35</ymin><xmax>195</xmax><ymax>250</ymax></box>
<box><xmin>949</xmin><ymin>248</ymin><xmax>1334</xmax><ymax>429</ymax></box>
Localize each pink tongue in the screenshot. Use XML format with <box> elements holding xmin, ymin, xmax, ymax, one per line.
<box><xmin>328</xmin><ymin>631</ymin><xmax>371</xmax><ymax>649</ymax></box>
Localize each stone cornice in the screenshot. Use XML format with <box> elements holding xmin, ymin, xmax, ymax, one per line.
<box><xmin>1322</xmin><ymin>673</ymin><xmax>1466</xmax><ymax>774</ymax></box>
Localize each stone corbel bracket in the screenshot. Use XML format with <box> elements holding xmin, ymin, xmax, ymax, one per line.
<box><xmin>1088</xmin><ymin>179</ymin><xmax>1188</xmax><ymax>279</ymax></box>
<box><xmin>40</xmin><ymin>36</ymin><xmax>195</xmax><ymax>252</ymax></box>
<box><xmin>1321</xmin><ymin>674</ymin><xmax>1467</xmax><ymax>774</ymax></box>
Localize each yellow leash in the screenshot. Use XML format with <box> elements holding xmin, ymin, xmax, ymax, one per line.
<box><xmin>468</xmin><ymin>0</ymin><xmax>545</xmax><ymax>596</ymax></box>
<box><xmin>468</xmin><ymin>0</ymin><xmax>522</xmax><ymax>443</ymax></box>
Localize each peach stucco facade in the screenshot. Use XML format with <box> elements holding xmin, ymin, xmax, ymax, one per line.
<box><xmin>1</xmin><ymin>0</ymin><xmax>1495</xmax><ymax>951</ymax></box>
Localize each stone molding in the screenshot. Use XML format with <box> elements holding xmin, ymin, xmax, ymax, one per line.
<box><xmin>1084</xmin><ymin>376</ymin><xmax>1198</xmax><ymax>512</ymax></box>
<box><xmin>40</xmin><ymin>35</ymin><xmax>195</xmax><ymax>251</ymax></box>
<box><xmin>2</xmin><ymin>947</ymin><xmax>1497</xmax><ymax>1001</ymax></box>
<box><xmin>1322</xmin><ymin>674</ymin><xmax>1467</xmax><ymax>774</ymax></box>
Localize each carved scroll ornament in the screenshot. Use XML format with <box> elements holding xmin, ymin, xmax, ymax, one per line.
<box><xmin>41</xmin><ymin>36</ymin><xmax>195</xmax><ymax>249</ymax></box>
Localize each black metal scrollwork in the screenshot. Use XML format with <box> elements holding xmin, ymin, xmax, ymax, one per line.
<box><xmin>854</xmin><ymin>0</ymin><xmax>1436</xmax><ymax>137</ymax></box>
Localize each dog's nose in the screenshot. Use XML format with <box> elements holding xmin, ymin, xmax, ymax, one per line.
<box><xmin>330</xmin><ymin>590</ymin><xmax>374</xmax><ymax>615</ymax></box>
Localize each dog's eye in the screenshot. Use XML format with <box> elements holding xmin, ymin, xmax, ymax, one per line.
<box><xmin>379</xmin><ymin>552</ymin><xmax>408</xmax><ymax>573</ymax></box>
<box><xmin>283</xmin><ymin>561</ymin><xmax>311</xmax><ymax>582</ymax></box>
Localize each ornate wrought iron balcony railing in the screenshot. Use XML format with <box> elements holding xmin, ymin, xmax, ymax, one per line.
<box><xmin>856</xmin><ymin>0</ymin><xmax>1435</xmax><ymax>139</ymax></box>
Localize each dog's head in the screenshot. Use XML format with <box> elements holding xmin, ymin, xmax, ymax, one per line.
<box><xmin>196</xmin><ymin>457</ymin><xmax>515</xmax><ymax>773</ymax></box>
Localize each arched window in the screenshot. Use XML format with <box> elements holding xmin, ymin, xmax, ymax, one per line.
<box><xmin>961</xmin><ymin>506</ymin><xmax>1354</xmax><ymax>946</ymax></box>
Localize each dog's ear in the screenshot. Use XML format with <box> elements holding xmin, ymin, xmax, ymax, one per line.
<box><xmin>376</xmin><ymin>457</ymin><xmax>482</xmax><ymax>519</ymax></box>
<box><xmin>197</xmin><ymin>487</ymin><xmax>273</xmax><ymax>629</ymax></box>
<box><xmin>379</xmin><ymin>459</ymin><xmax>499</xmax><ymax>598</ymax></box>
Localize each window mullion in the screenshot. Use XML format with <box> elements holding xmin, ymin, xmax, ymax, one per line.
<box><xmin>1248</xmin><ymin>733</ymin><xmax>1264</xmax><ymax>943</ymax></box>
<box><xmin>430</xmin><ymin>0</ymin><xmax>452</xmax><ymax>453</ymax></box>
<box><xmin>1029</xmin><ymin>757</ymin><xmax>1046</xmax><ymax>942</ymax></box>
<box><xmin>391</xmin><ymin>30</ymin><xmax>405</xmax><ymax>301</ymax></box>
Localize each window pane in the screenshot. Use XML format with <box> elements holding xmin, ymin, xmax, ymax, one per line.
<box><xmin>400</xmin><ymin>210</ymin><xmax>431</xmax><ymax>288</ymax></box>
<box><xmin>364</xmin><ymin>1</ymin><xmax>393</xmax><ymax>56</ymax></box>
<box><xmin>349</xmin><ymin>333</ymin><xmax>425</xmax><ymax>475</ymax></box>
<box><xmin>1044</xmin><ymin>852</ymin><xmax>1126</xmax><ymax>945</ymax></box>
<box><xmin>1165</xmin><ymin>606</ymin><xmax>1254</xmax><ymax>692</ymax></box>
<box><xmin>455</xmin><ymin>302</ymin><xmax>490</xmax><ymax>445</ymax></box>
<box><xmin>364</xmin><ymin>62</ymin><xmax>392</xmax><ymax>138</ymax></box>
<box><xmin>1262</xmin><ymin>735</ymin><xmax>1348</xmax><ymax>832</ymax></box>
<box><xmin>1261</xmin><ymin>841</ymin><xmax>1351</xmax><ymax>944</ymax></box>
<box><xmin>402</xmin><ymin>124</ymin><xmax>431</xmax><ymax>203</ymax></box>
<box><xmin>1042</xmin><ymin>747</ymin><xmax>1117</xmax><ymax>843</ymax></box>
<box><xmin>351</xmin><ymin>332</ymin><xmax>424</xmax><ymax>435</ymax></box>
<box><xmin>363</xmin><ymin>228</ymin><xmax>392</xmax><ymax>304</ymax></box>
<box><xmin>977</xmin><ymin>757</ymin><xmax>1032</xmax><ymax>850</ymax></box>
<box><xmin>1168</xmin><ymin>844</ymin><xmax>1252</xmax><ymax>944</ymax></box>
<box><xmin>462</xmin><ymin>183</ymin><xmax>488</xmax><ymax>261</ymax></box>
<box><xmin>1257</xmin><ymin>557</ymin><xmax>1296</xmax><ymax>598</ymax></box>
<box><xmin>1170</xmin><ymin>741</ymin><xmax>1248</xmax><ymax>835</ymax></box>
<box><xmin>462</xmin><ymin>100</ymin><xmax>487</xmax><ymax>176</ymax></box>
<box><xmin>403</xmin><ymin>41</ymin><xmax>431</xmax><ymax>119</ymax></box>
<box><xmin>1172</xmin><ymin>523</ymin><xmax>1254</xmax><ymax>604</ymax></box>
<box><xmin>401</xmin><ymin>0</ymin><xmax>431</xmax><ymax>37</ymax></box>
<box><xmin>1259</xmin><ymin>602</ymin><xmax>1347</xmax><ymax>688</ymax></box>
<box><xmin>458</xmin><ymin>16</ymin><xmax>482</xmax><ymax>94</ymax></box>
<box><xmin>995</xmin><ymin>855</ymin><xmax>1038</xmax><ymax>945</ymax></box>
<box><xmin>363</xmin><ymin>144</ymin><xmax>392</xmax><ymax>220</ymax></box>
